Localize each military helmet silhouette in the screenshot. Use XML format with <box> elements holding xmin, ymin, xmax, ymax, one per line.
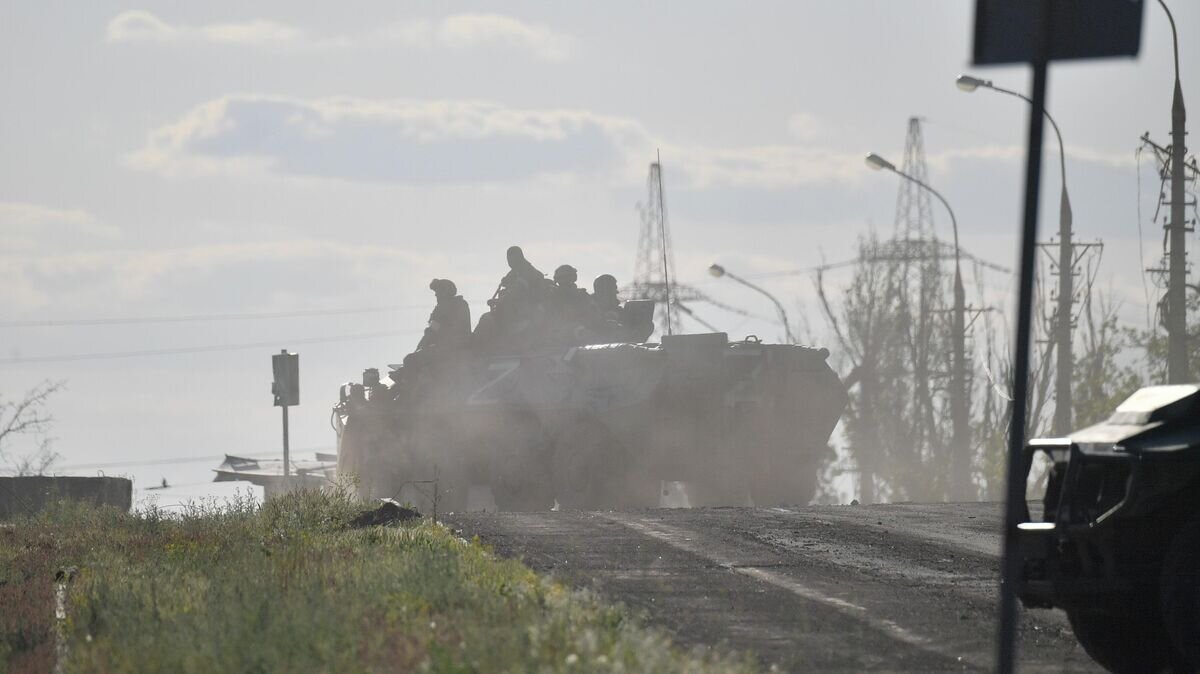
<box><xmin>429</xmin><ymin>278</ymin><xmax>457</xmax><ymax>296</ymax></box>
<box><xmin>593</xmin><ymin>274</ymin><xmax>618</xmax><ymax>294</ymax></box>
<box><xmin>554</xmin><ymin>264</ymin><xmax>578</xmax><ymax>285</ymax></box>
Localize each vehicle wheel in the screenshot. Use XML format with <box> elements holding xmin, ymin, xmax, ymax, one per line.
<box><xmin>551</xmin><ymin>418</ymin><xmax>633</xmax><ymax>510</ymax></box>
<box><xmin>1067</xmin><ymin>600</ymin><xmax>1176</xmax><ymax>674</ymax></box>
<box><xmin>1162</xmin><ymin>519</ymin><xmax>1200</xmax><ymax>670</ymax></box>
<box><xmin>486</xmin><ymin>414</ymin><xmax>553</xmax><ymax>512</ymax></box>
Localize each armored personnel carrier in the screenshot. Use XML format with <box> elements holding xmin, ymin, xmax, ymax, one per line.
<box><xmin>333</xmin><ymin>330</ymin><xmax>847</xmax><ymax>512</ymax></box>
<box><xmin>1016</xmin><ymin>384</ymin><xmax>1200</xmax><ymax>673</ymax></box>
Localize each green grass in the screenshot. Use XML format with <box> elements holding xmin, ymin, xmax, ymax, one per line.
<box><xmin>1</xmin><ymin>486</ymin><xmax>759</xmax><ymax>673</ymax></box>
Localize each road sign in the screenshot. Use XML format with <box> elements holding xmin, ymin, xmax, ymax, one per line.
<box><xmin>973</xmin><ymin>0</ymin><xmax>1144</xmax><ymax>65</ymax></box>
<box><xmin>271</xmin><ymin>350</ymin><xmax>299</xmax><ymax>407</ymax></box>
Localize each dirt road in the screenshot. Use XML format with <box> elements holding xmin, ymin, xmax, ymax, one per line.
<box><xmin>448</xmin><ymin>503</ymin><xmax>1101</xmax><ymax>672</ymax></box>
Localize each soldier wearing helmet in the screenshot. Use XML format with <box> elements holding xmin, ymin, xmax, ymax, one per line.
<box><xmin>592</xmin><ymin>274</ymin><xmax>621</xmax><ymax>316</ymax></box>
<box><xmin>548</xmin><ymin>264</ymin><xmax>592</xmax><ymax>339</ymax></box>
<box><xmin>417</xmin><ymin>278</ymin><xmax>471</xmax><ymax>351</ymax></box>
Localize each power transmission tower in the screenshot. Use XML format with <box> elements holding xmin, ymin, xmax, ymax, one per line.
<box><xmin>626</xmin><ymin>153</ymin><xmax>729</xmax><ymax>335</ymax></box>
<box><xmin>893</xmin><ymin>117</ymin><xmax>936</xmax><ymax>242</ymax></box>
<box><xmin>894</xmin><ymin>117</ymin><xmax>971</xmax><ymax>500</ymax></box>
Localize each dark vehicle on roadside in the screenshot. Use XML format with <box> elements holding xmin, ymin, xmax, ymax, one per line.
<box><xmin>1016</xmin><ymin>384</ymin><xmax>1200</xmax><ymax>673</ymax></box>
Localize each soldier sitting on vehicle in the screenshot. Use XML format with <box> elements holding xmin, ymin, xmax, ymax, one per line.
<box><xmin>589</xmin><ymin>274</ymin><xmax>625</xmax><ymax>341</ymax></box>
<box><xmin>539</xmin><ymin>264</ymin><xmax>594</xmax><ymax>344</ymax></box>
<box><xmin>494</xmin><ymin>246</ymin><xmax>548</xmax><ymax>301</ymax></box>
<box><xmin>591</xmin><ymin>274</ymin><xmax>621</xmax><ymax>316</ymax></box>
<box><xmin>553</xmin><ymin>265</ymin><xmax>593</xmax><ymax>318</ymax></box>
<box><xmin>417</xmin><ymin>278</ymin><xmax>471</xmax><ymax>352</ymax></box>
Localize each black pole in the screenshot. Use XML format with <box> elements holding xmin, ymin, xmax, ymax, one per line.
<box><xmin>997</xmin><ymin>27</ymin><xmax>1050</xmax><ymax>674</ymax></box>
<box><xmin>282</xmin><ymin>404</ymin><xmax>290</xmax><ymax>478</ymax></box>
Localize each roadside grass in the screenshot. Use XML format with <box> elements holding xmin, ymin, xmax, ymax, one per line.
<box><xmin>1</xmin><ymin>487</ymin><xmax>759</xmax><ymax>673</ymax></box>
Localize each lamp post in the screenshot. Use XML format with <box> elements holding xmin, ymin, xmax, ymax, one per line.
<box><xmin>865</xmin><ymin>153</ymin><xmax>970</xmax><ymax>500</ymax></box>
<box><xmin>1160</xmin><ymin>0</ymin><xmax>1190</xmax><ymax>384</ymax></box>
<box><xmin>708</xmin><ymin>264</ymin><xmax>796</xmax><ymax>343</ymax></box>
<box><xmin>958</xmin><ymin>73</ymin><xmax>1076</xmax><ymax>435</ymax></box>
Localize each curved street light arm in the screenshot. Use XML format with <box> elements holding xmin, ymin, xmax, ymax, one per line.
<box><xmin>723</xmin><ymin>270</ymin><xmax>796</xmax><ymax>344</ymax></box>
<box><xmin>1159</xmin><ymin>0</ymin><xmax>1180</xmax><ymax>82</ymax></box>
<box><xmin>889</xmin><ymin>168</ymin><xmax>961</xmax><ymax>257</ymax></box>
<box><xmin>984</xmin><ymin>83</ymin><xmax>1068</xmax><ymax>192</ymax></box>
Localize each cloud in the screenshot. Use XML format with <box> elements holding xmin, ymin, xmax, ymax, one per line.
<box><xmin>105</xmin><ymin>10</ymin><xmax>178</xmax><ymax>42</ymax></box>
<box><xmin>0</xmin><ymin>240</ymin><xmax>441</xmax><ymax>313</ymax></box>
<box><xmin>199</xmin><ymin>20</ymin><xmax>304</xmax><ymax>45</ymax></box>
<box><xmin>128</xmin><ymin>94</ymin><xmax>875</xmax><ymax>192</ymax></box>
<box><xmin>924</xmin><ymin>144</ymin><xmax>1136</xmax><ymax>173</ymax></box>
<box><xmin>127</xmin><ymin>95</ymin><xmax>644</xmax><ymax>183</ymax></box>
<box><xmin>386</xmin><ymin>13</ymin><xmax>573</xmax><ymax>61</ymax></box>
<box><xmin>0</xmin><ymin>201</ymin><xmax>120</xmax><ymax>250</ymax></box>
<box><xmin>103</xmin><ymin>11</ymin><xmax>571</xmax><ymax>58</ymax></box>
<box><xmin>106</xmin><ymin>11</ymin><xmax>303</xmax><ymax>46</ymax></box>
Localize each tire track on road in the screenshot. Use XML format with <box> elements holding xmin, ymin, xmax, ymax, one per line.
<box><xmin>601</xmin><ymin>512</ymin><xmax>990</xmax><ymax>671</ymax></box>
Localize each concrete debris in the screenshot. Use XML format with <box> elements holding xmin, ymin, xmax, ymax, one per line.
<box><xmin>350</xmin><ymin>498</ymin><xmax>420</xmax><ymax>527</ymax></box>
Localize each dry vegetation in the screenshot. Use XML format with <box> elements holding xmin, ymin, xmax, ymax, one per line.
<box><xmin>1</xmin><ymin>488</ymin><xmax>757</xmax><ymax>673</ymax></box>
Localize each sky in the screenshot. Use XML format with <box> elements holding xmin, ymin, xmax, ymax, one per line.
<box><xmin>2</xmin><ymin>1</ymin><xmax>1197</xmax><ymax>504</ymax></box>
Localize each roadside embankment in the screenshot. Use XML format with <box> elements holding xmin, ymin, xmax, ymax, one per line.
<box><xmin>0</xmin><ymin>489</ymin><xmax>757</xmax><ymax>673</ymax></box>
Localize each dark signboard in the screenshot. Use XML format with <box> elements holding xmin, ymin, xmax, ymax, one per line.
<box><xmin>272</xmin><ymin>350</ymin><xmax>299</xmax><ymax>407</ymax></box>
<box><xmin>974</xmin><ymin>0</ymin><xmax>1144</xmax><ymax>65</ymax></box>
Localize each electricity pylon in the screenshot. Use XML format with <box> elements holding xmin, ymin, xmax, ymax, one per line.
<box><xmin>626</xmin><ymin>153</ymin><xmax>734</xmax><ymax>335</ymax></box>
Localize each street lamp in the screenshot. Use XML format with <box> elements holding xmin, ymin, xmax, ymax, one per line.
<box><xmin>864</xmin><ymin>152</ymin><xmax>970</xmax><ymax>500</ymax></box>
<box><xmin>958</xmin><ymin>73</ymin><xmax>1075</xmax><ymax>434</ymax></box>
<box><xmin>709</xmin><ymin>263</ymin><xmax>796</xmax><ymax>343</ymax></box>
<box><xmin>1159</xmin><ymin>0</ymin><xmax>1190</xmax><ymax>384</ymax></box>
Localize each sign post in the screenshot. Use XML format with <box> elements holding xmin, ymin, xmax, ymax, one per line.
<box><xmin>970</xmin><ymin>1</ymin><xmax>1144</xmax><ymax>671</ymax></box>
<box><xmin>271</xmin><ymin>349</ymin><xmax>299</xmax><ymax>478</ymax></box>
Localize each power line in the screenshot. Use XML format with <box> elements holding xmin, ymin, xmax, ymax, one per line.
<box><xmin>745</xmin><ymin>246</ymin><xmax>1012</xmax><ymax>281</ymax></box>
<box><xmin>0</xmin><ymin>329</ymin><xmax>418</xmax><ymax>365</ymax></box>
<box><xmin>745</xmin><ymin>258</ymin><xmax>861</xmax><ymax>279</ymax></box>
<box><xmin>0</xmin><ymin>305</ymin><xmax>424</xmax><ymax>329</ymax></box>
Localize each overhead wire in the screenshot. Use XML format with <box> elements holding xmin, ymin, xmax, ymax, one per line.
<box><xmin>1136</xmin><ymin>144</ymin><xmax>1152</xmax><ymax>329</ymax></box>
<box><xmin>0</xmin><ymin>329</ymin><xmax>418</xmax><ymax>365</ymax></box>
<box><xmin>0</xmin><ymin>305</ymin><xmax>424</xmax><ymax>329</ymax></box>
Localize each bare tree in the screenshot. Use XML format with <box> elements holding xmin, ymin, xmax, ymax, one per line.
<box><xmin>1073</xmin><ymin>292</ymin><xmax>1142</xmax><ymax>428</ymax></box>
<box><xmin>973</xmin><ymin>285</ymin><xmax>1057</xmax><ymax>500</ymax></box>
<box><xmin>816</xmin><ymin>233</ymin><xmax>962</xmax><ymax>502</ymax></box>
<box><xmin>0</xmin><ymin>380</ymin><xmax>66</xmax><ymax>476</ymax></box>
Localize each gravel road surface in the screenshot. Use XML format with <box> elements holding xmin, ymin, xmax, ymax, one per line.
<box><xmin>448</xmin><ymin>503</ymin><xmax>1102</xmax><ymax>672</ymax></box>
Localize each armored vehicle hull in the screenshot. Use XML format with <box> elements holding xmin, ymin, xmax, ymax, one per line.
<box><xmin>1016</xmin><ymin>384</ymin><xmax>1200</xmax><ymax>673</ymax></box>
<box><xmin>334</xmin><ymin>333</ymin><xmax>846</xmax><ymax>511</ymax></box>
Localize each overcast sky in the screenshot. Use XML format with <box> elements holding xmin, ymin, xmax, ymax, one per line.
<box><xmin>2</xmin><ymin>2</ymin><xmax>1197</xmax><ymax>503</ymax></box>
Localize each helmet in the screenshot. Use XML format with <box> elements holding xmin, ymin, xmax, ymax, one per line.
<box><xmin>429</xmin><ymin>278</ymin><xmax>457</xmax><ymax>296</ymax></box>
<box><xmin>593</xmin><ymin>274</ymin><xmax>618</xmax><ymax>294</ymax></box>
<box><xmin>554</xmin><ymin>264</ymin><xmax>578</xmax><ymax>284</ymax></box>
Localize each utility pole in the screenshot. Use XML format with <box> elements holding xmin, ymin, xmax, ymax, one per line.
<box><xmin>957</xmin><ymin>74</ymin><xmax>1094</xmax><ymax>436</ymax></box>
<box><xmin>1164</xmin><ymin>0</ymin><xmax>1190</xmax><ymax>383</ymax></box>
<box><xmin>1053</xmin><ymin>153</ymin><xmax>1075</xmax><ymax>435</ymax></box>
<box><xmin>1142</xmin><ymin>1</ymin><xmax>1193</xmax><ymax>384</ymax></box>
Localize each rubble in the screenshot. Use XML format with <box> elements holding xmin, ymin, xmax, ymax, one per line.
<box><xmin>349</xmin><ymin>498</ymin><xmax>421</xmax><ymax>527</ymax></box>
